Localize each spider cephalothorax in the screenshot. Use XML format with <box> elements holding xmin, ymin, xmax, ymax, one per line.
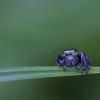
<box><xmin>55</xmin><ymin>49</ymin><xmax>91</xmax><ymax>74</ymax></box>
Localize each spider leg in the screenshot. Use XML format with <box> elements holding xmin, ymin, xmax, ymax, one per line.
<box><xmin>79</xmin><ymin>52</ymin><xmax>91</xmax><ymax>74</ymax></box>
<box><xmin>86</xmin><ymin>66</ymin><xmax>91</xmax><ymax>74</ymax></box>
<box><xmin>62</xmin><ymin>66</ymin><xmax>66</xmax><ymax>71</ymax></box>
<box><xmin>81</xmin><ymin>68</ymin><xmax>86</xmax><ymax>73</ymax></box>
<box><xmin>75</xmin><ymin>65</ymin><xmax>81</xmax><ymax>69</ymax></box>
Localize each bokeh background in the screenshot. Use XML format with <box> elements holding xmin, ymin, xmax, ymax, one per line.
<box><xmin>0</xmin><ymin>0</ymin><xmax>100</xmax><ymax>100</ymax></box>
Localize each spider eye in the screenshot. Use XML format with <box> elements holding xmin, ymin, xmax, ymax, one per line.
<box><xmin>65</xmin><ymin>54</ymin><xmax>68</xmax><ymax>56</ymax></box>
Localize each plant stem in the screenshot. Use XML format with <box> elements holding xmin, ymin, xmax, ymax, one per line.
<box><xmin>0</xmin><ymin>67</ymin><xmax>100</xmax><ymax>82</ymax></box>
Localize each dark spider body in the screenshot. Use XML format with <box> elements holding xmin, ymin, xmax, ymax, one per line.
<box><xmin>55</xmin><ymin>49</ymin><xmax>91</xmax><ymax>74</ymax></box>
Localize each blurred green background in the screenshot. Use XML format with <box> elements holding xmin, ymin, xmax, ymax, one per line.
<box><xmin>0</xmin><ymin>0</ymin><xmax>100</xmax><ymax>100</ymax></box>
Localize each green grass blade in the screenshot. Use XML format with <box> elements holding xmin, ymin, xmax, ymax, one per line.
<box><xmin>0</xmin><ymin>67</ymin><xmax>100</xmax><ymax>82</ymax></box>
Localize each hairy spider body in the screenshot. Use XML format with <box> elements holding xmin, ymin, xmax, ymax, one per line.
<box><xmin>55</xmin><ymin>49</ymin><xmax>91</xmax><ymax>74</ymax></box>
